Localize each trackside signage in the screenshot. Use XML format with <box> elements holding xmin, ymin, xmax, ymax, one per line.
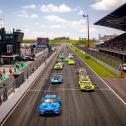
<box><xmin>37</xmin><ymin>38</ymin><xmax>49</xmax><ymax>48</ymax></box>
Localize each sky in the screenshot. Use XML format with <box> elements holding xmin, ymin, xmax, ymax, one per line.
<box><xmin>0</xmin><ymin>0</ymin><xmax>126</xmax><ymax>39</ymax></box>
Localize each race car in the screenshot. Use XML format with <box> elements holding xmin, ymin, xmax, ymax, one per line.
<box><xmin>59</xmin><ymin>62</ymin><xmax>64</xmax><ymax>67</ymax></box>
<box><xmin>56</xmin><ymin>58</ymin><xmax>63</xmax><ymax>63</ymax></box>
<box><xmin>59</xmin><ymin>53</ymin><xmax>65</xmax><ymax>59</ymax></box>
<box><xmin>79</xmin><ymin>74</ymin><xmax>91</xmax><ymax>81</ymax></box>
<box><xmin>39</xmin><ymin>95</ymin><xmax>61</xmax><ymax>116</ymax></box>
<box><xmin>68</xmin><ymin>60</ymin><xmax>75</xmax><ymax>65</ymax></box>
<box><xmin>64</xmin><ymin>57</ymin><xmax>70</xmax><ymax>62</ymax></box>
<box><xmin>76</xmin><ymin>68</ymin><xmax>87</xmax><ymax>75</ymax></box>
<box><xmin>54</xmin><ymin>63</ymin><xmax>63</xmax><ymax>70</ymax></box>
<box><xmin>40</xmin><ymin>95</ymin><xmax>61</xmax><ymax>104</ymax></box>
<box><xmin>50</xmin><ymin>73</ymin><xmax>63</xmax><ymax>84</ymax></box>
<box><xmin>79</xmin><ymin>79</ymin><xmax>95</xmax><ymax>91</ymax></box>
<box><xmin>68</xmin><ymin>53</ymin><xmax>74</xmax><ymax>59</ymax></box>
<box><xmin>122</xmin><ymin>64</ymin><xmax>126</xmax><ymax>72</ymax></box>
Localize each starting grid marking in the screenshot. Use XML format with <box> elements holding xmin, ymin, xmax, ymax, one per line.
<box><xmin>29</xmin><ymin>88</ymin><xmax>111</xmax><ymax>92</ymax></box>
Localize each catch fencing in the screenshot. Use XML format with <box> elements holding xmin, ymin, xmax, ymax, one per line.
<box><xmin>0</xmin><ymin>50</ymin><xmax>53</xmax><ymax>106</ymax></box>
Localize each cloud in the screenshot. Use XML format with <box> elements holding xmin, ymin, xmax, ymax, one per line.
<box><xmin>18</xmin><ymin>10</ymin><xmax>29</xmax><ymax>18</ymax></box>
<box><xmin>23</xmin><ymin>28</ymin><xmax>30</xmax><ymax>32</ymax></box>
<box><xmin>22</xmin><ymin>15</ymin><xmax>96</xmax><ymax>39</ymax></box>
<box><xmin>78</xmin><ymin>10</ymin><xmax>84</xmax><ymax>15</ymax></box>
<box><xmin>45</xmin><ymin>16</ymin><xmax>85</xmax><ymax>31</ymax></box>
<box><xmin>45</xmin><ymin>15</ymin><xmax>86</xmax><ymax>30</ymax></box>
<box><xmin>31</xmin><ymin>14</ymin><xmax>38</xmax><ymax>18</ymax></box>
<box><xmin>18</xmin><ymin>10</ymin><xmax>38</xmax><ymax>18</ymax></box>
<box><xmin>49</xmin><ymin>25</ymin><xmax>61</xmax><ymax>28</ymax></box>
<box><xmin>40</xmin><ymin>4</ymin><xmax>71</xmax><ymax>13</ymax></box>
<box><xmin>45</xmin><ymin>15</ymin><xmax>68</xmax><ymax>22</ymax></box>
<box><xmin>0</xmin><ymin>10</ymin><xmax>3</xmax><ymax>14</ymax></box>
<box><xmin>91</xmin><ymin>0</ymin><xmax>126</xmax><ymax>10</ymax></box>
<box><xmin>22</xmin><ymin>4</ymin><xmax>36</xmax><ymax>9</ymax></box>
<box><xmin>40</xmin><ymin>25</ymin><xmax>46</xmax><ymax>28</ymax></box>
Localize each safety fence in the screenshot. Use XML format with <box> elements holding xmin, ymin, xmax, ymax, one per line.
<box><xmin>0</xmin><ymin>50</ymin><xmax>53</xmax><ymax>106</ymax></box>
<box><xmin>76</xmin><ymin>45</ymin><xmax>121</xmax><ymax>70</ymax></box>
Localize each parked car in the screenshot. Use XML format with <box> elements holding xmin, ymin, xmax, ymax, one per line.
<box><xmin>24</xmin><ymin>56</ymin><xmax>34</xmax><ymax>61</ymax></box>
<box><xmin>16</xmin><ymin>56</ymin><xmax>25</xmax><ymax>61</ymax></box>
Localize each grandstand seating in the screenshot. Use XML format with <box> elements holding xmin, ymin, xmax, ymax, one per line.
<box><xmin>96</xmin><ymin>33</ymin><xmax>126</xmax><ymax>51</ymax></box>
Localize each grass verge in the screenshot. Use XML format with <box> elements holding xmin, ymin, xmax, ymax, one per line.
<box><xmin>71</xmin><ymin>46</ymin><xmax>120</xmax><ymax>78</ymax></box>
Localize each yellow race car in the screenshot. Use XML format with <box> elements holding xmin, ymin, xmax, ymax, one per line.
<box><xmin>54</xmin><ymin>63</ymin><xmax>63</xmax><ymax>70</ymax></box>
<box><xmin>76</xmin><ymin>68</ymin><xmax>87</xmax><ymax>75</ymax></box>
<box><xmin>68</xmin><ymin>60</ymin><xmax>75</xmax><ymax>65</ymax></box>
<box><xmin>79</xmin><ymin>79</ymin><xmax>95</xmax><ymax>91</ymax></box>
<box><xmin>79</xmin><ymin>75</ymin><xmax>91</xmax><ymax>82</ymax></box>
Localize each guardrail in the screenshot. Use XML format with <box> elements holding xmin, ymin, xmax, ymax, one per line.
<box><xmin>76</xmin><ymin>45</ymin><xmax>121</xmax><ymax>70</ymax></box>
<box><xmin>0</xmin><ymin>50</ymin><xmax>52</xmax><ymax>106</ymax></box>
<box><xmin>0</xmin><ymin>50</ymin><xmax>56</xmax><ymax>124</ymax></box>
<box><xmin>75</xmin><ymin>46</ymin><xmax>120</xmax><ymax>75</ymax></box>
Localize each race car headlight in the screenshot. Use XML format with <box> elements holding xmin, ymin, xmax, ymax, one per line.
<box><xmin>40</xmin><ymin>110</ymin><xmax>44</xmax><ymax>112</ymax></box>
<box><xmin>55</xmin><ymin>109</ymin><xmax>58</xmax><ymax>111</ymax></box>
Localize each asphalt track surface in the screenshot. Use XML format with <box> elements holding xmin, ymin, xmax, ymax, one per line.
<box><xmin>2</xmin><ymin>45</ymin><xmax>126</xmax><ymax>126</ymax></box>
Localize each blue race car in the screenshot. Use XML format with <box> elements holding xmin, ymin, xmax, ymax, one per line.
<box><xmin>50</xmin><ymin>73</ymin><xmax>63</xmax><ymax>84</ymax></box>
<box><xmin>40</xmin><ymin>95</ymin><xmax>61</xmax><ymax>104</ymax></box>
<box><xmin>39</xmin><ymin>95</ymin><xmax>61</xmax><ymax>116</ymax></box>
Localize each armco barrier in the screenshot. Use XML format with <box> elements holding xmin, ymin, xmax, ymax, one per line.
<box><xmin>89</xmin><ymin>54</ymin><xmax>119</xmax><ymax>75</ymax></box>
<box><xmin>80</xmin><ymin>50</ymin><xmax>119</xmax><ymax>75</ymax></box>
<box><xmin>0</xmin><ymin>52</ymin><xmax>56</xmax><ymax>124</ymax></box>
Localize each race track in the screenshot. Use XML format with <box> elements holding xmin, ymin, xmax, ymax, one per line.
<box><xmin>2</xmin><ymin>45</ymin><xmax>126</xmax><ymax>126</ymax></box>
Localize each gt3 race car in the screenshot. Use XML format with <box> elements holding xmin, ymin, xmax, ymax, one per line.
<box><xmin>76</xmin><ymin>68</ymin><xmax>87</xmax><ymax>75</ymax></box>
<box><xmin>122</xmin><ymin>64</ymin><xmax>126</xmax><ymax>72</ymax></box>
<box><xmin>79</xmin><ymin>75</ymin><xmax>91</xmax><ymax>82</ymax></box>
<box><xmin>68</xmin><ymin>53</ymin><xmax>74</xmax><ymax>59</ymax></box>
<box><xmin>79</xmin><ymin>79</ymin><xmax>95</xmax><ymax>91</ymax></box>
<box><xmin>64</xmin><ymin>57</ymin><xmax>70</xmax><ymax>62</ymax></box>
<box><xmin>54</xmin><ymin>63</ymin><xmax>63</xmax><ymax>70</ymax></box>
<box><xmin>39</xmin><ymin>95</ymin><xmax>61</xmax><ymax>116</ymax></box>
<box><xmin>68</xmin><ymin>60</ymin><xmax>75</xmax><ymax>65</ymax></box>
<box><xmin>50</xmin><ymin>73</ymin><xmax>63</xmax><ymax>84</ymax></box>
<box><xmin>59</xmin><ymin>52</ymin><xmax>65</xmax><ymax>59</ymax></box>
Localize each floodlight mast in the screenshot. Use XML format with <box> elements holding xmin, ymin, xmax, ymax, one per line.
<box><xmin>83</xmin><ymin>14</ymin><xmax>90</xmax><ymax>48</ymax></box>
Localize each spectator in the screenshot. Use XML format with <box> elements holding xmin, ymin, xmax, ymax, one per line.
<box><xmin>9</xmin><ymin>66</ymin><xmax>12</xmax><ymax>74</ymax></box>
<box><xmin>0</xmin><ymin>71</ymin><xmax>3</xmax><ymax>81</ymax></box>
<box><xmin>3</xmin><ymin>84</ymin><xmax>8</xmax><ymax>101</ymax></box>
<box><xmin>0</xmin><ymin>88</ymin><xmax>2</xmax><ymax>105</ymax></box>
<box><xmin>3</xmin><ymin>68</ymin><xmax>5</xmax><ymax>76</ymax></box>
<box><xmin>14</xmin><ymin>66</ymin><xmax>16</xmax><ymax>72</ymax></box>
<box><xmin>16</xmin><ymin>63</ymin><xmax>19</xmax><ymax>69</ymax></box>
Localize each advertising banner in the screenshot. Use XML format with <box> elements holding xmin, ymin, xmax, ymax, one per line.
<box><xmin>37</xmin><ymin>38</ymin><xmax>49</xmax><ymax>48</ymax></box>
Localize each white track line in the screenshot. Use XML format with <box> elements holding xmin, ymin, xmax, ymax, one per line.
<box><xmin>1</xmin><ymin>53</ymin><xmax>56</xmax><ymax>126</ymax></box>
<box><xmin>73</xmin><ymin>47</ymin><xmax>126</xmax><ymax>106</ymax></box>
<box><xmin>28</xmin><ymin>88</ymin><xmax>110</xmax><ymax>92</ymax></box>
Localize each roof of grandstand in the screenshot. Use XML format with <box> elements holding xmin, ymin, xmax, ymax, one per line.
<box><xmin>94</xmin><ymin>3</ymin><xmax>126</xmax><ymax>31</ymax></box>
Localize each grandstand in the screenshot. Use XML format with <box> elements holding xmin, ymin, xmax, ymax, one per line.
<box><xmin>95</xmin><ymin>3</ymin><xmax>126</xmax><ymax>62</ymax></box>
<box><xmin>97</xmin><ymin>33</ymin><xmax>126</xmax><ymax>53</ymax></box>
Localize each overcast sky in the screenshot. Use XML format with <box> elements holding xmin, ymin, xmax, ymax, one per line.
<box><xmin>0</xmin><ymin>0</ymin><xmax>125</xmax><ymax>39</ymax></box>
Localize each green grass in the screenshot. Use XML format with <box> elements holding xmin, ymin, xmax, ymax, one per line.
<box><xmin>49</xmin><ymin>39</ymin><xmax>63</xmax><ymax>45</ymax></box>
<box><xmin>22</xmin><ymin>39</ymin><xmax>96</xmax><ymax>47</ymax></box>
<box><xmin>23</xmin><ymin>39</ymin><xmax>35</xmax><ymax>43</ymax></box>
<box><xmin>66</xmin><ymin>40</ymin><xmax>96</xmax><ymax>46</ymax></box>
<box><xmin>71</xmin><ymin>46</ymin><xmax>120</xmax><ymax>78</ymax></box>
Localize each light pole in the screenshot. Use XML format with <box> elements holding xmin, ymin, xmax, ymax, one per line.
<box><xmin>0</xmin><ymin>18</ymin><xmax>2</xmax><ymax>28</ymax></box>
<box><xmin>83</xmin><ymin>14</ymin><xmax>90</xmax><ymax>48</ymax></box>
